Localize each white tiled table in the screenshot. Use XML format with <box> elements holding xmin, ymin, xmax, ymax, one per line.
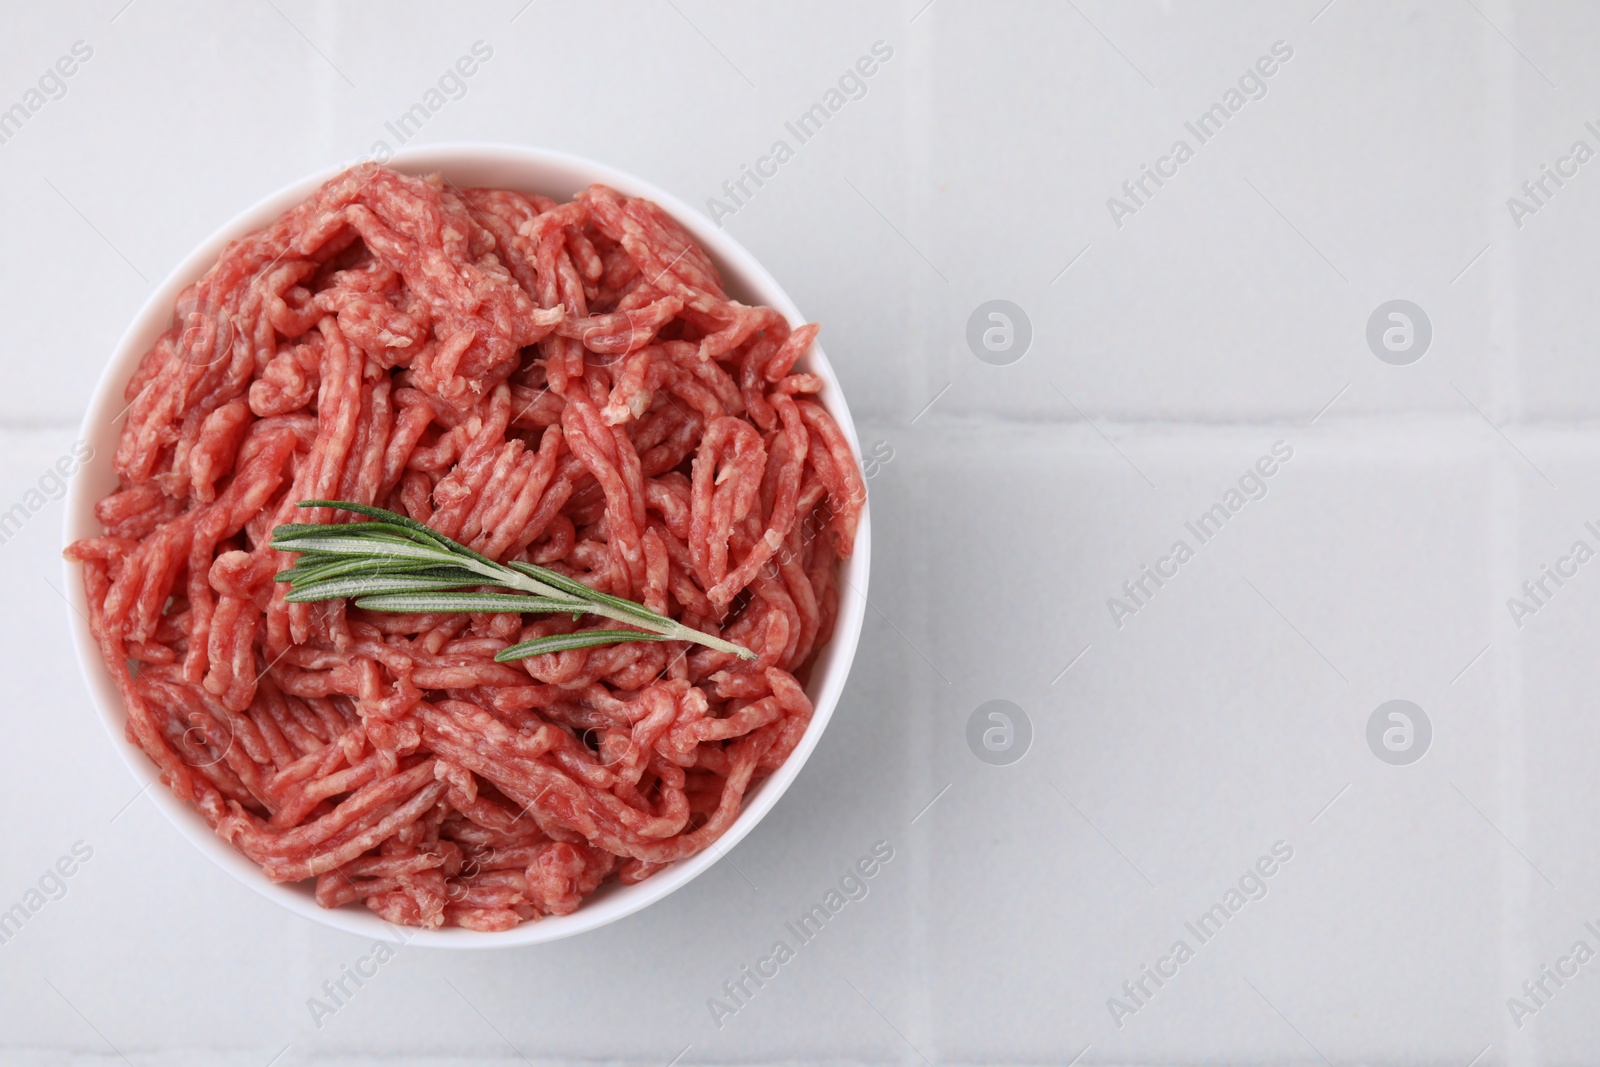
<box><xmin>4</xmin><ymin>2</ymin><xmax>1600</xmax><ymax>1063</ymax></box>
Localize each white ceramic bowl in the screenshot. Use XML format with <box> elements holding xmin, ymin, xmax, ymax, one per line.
<box><xmin>62</xmin><ymin>144</ymin><xmax>870</xmax><ymax>948</ymax></box>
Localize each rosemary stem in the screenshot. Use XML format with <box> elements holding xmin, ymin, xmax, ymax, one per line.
<box><xmin>272</xmin><ymin>501</ymin><xmax>757</xmax><ymax>662</ymax></box>
<box><xmin>496</xmin><ymin>564</ymin><xmax>749</xmax><ymax>658</ymax></box>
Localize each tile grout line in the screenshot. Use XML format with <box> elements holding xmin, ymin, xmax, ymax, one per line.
<box><xmin>902</xmin><ymin>2</ymin><xmax>938</xmax><ymax>1057</ymax></box>
<box><xmin>1482</xmin><ymin>7</ymin><xmax>1529</xmax><ymax>1057</ymax></box>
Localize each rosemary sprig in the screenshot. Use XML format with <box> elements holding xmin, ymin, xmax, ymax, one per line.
<box><xmin>269</xmin><ymin>500</ymin><xmax>755</xmax><ymax>663</ymax></box>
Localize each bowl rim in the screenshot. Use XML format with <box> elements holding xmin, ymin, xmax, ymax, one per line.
<box><xmin>61</xmin><ymin>142</ymin><xmax>871</xmax><ymax>949</ymax></box>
